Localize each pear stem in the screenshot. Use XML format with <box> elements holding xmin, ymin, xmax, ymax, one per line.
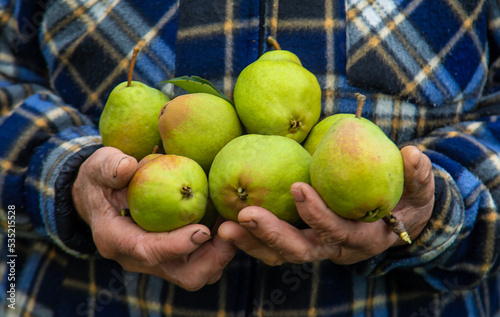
<box><xmin>267</xmin><ymin>36</ymin><xmax>282</xmax><ymax>50</ymax></box>
<box><xmin>383</xmin><ymin>214</ymin><xmax>412</xmax><ymax>244</ymax></box>
<box><xmin>127</xmin><ymin>46</ymin><xmax>140</xmax><ymax>87</ymax></box>
<box><xmin>152</xmin><ymin>145</ymin><xmax>159</xmax><ymax>154</ymax></box>
<box><xmin>355</xmin><ymin>93</ymin><xmax>366</xmax><ymax>119</ymax></box>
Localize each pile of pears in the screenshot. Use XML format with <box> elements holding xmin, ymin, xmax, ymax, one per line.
<box><xmin>99</xmin><ymin>43</ymin><xmax>409</xmax><ymax>243</ymax></box>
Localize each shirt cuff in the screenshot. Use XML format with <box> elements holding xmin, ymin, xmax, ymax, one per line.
<box><xmin>26</xmin><ymin>125</ymin><xmax>102</xmax><ymax>258</ymax></box>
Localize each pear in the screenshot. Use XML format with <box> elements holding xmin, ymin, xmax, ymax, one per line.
<box><xmin>99</xmin><ymin>47</ymin><xmax>169</xmax><ymax>161</ymax></box>
<box><xmin>209</xmin><ymin>134</ymin><xmax>311</xmax><ymax>224</ymax></box>
<box><xmin>310</xmin><ymin>93</ymin><xmax>404</xmax><ymax>223</ymax></box>
<box><xmin>233</xmin><ymin>47</ymin><xmax>321</xmax><ymax>143</ymax></box>
<box><xmin>158</xmin><ymin>93</ymin><xmax>243</xmax><ymax>173</ymax></box>
<box><xmin>127</xmin><ymin>154</ymin><xmax>208</xmax><ymax>232</ymax></box>
<box><xmin>302</xmin><ymin>114</ymin><xmax>350</xmax><ymax>155</ymax></box>
<box><xmin>136</xmin><ymin>145</ymin><xmax>163</xmax><ymax>169</ymax></box>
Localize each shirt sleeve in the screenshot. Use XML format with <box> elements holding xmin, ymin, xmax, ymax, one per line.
<box><xmin>344</xmin><ymin>0</ymin><xmax>500</xmax><ymax>292</ymax></box>
<box><xmin>352</xmin><ymin>118</ymin><xmax>500</xmax><ymax>291</ymax></box>
<box><xmin>0</xmin><ymin>1</ymin><xmax>101</xmax><ymax>258</ymax></box>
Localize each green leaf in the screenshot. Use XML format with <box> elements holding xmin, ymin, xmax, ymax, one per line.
<box><xmin>161</xmin><ymin>76</ymin><xmax>233</xmax><ymax>105</ymax></box>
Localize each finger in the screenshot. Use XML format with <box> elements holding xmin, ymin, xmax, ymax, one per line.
<box><xmin>93</xmin><ymin>210</ymin><xmax>211</xmax><ymax>265</ymax></box>
<box><xmin>88</xmin><ymin>147</ymin><xmax>138</xmax><ymax>189</ymax></box>
<box><xmin>236</xmin><ymin>207</ymin><xmax>320</xmax><ymax>264</ymax></box>
<box><xmin>218</xmin><ymin>220</ymin><xmax>285</xmax><ymax>265</ymax></box>
<box><xmin>290</xmin><ymin>182</ymin><xmax>353</xmax><ymax>246</ymax></box>
<box><xmin>391</xmin><ymin>146</ymin><xmax>435</xmax><ymax>246</ymax></box>
<box><xmin>291</xmin><ymin>182</ymin><xmax>398</xmax><ymax>257</ymax></box>
<box><xmin>171</xmin><ymin>235</ymin><xmax>237</xmax><ymax>291</ymax></box>
<box><xmin>400</xmin><ymin>146</ymin><xmax>434</xmax><ymax>194</ymax></box>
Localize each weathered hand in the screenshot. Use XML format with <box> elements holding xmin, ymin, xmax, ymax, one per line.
<box><xmin>217</xmin><ymin>145</ymin><xmax>434</xmax><ymax>266</ymax></box>
<box><xmin>72</xmin><ymin>147</ymin><xmax>237</xmax><ymax>291</ymax></box>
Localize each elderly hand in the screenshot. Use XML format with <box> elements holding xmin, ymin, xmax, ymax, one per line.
<box><xmin>217</xmin><ymin>145</ymin><xmax>434</xmax><ymax>266</ymax></box>
<box><xmin>72</xmin><ymin>147</ymin><xmax>237</xmax><ymax>291</ymax></box>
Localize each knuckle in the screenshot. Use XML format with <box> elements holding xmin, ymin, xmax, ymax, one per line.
<box><xmin>260</xmin><ymin>227</ymin><xmax>282</xmax><ymax>248</ymax></box>
<box><xmin>286</xmin><ymin>249</ymin><xmax>313</xmax><ymax>264</ymax></box>
<box><xmin>98</xmin><ymin>232</ymin><xmax>160</xmax><ymax>267</ymax></box>
<box><xmin>300</xmin><ymin>206</ymin><xmax>326</xmax><ymax>227</ymax></box>
<box><xmin>130</xmin><ymin>237</ymin><xmax>161</xmax><ymax>267</ymax></box>
<box><xmin>319</xmin><ymin>229</ymin><xmax>346</xmax><ymax>246</ymax></box>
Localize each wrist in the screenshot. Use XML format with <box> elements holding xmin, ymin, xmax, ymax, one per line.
<box><xmin>54</xmin><ymin>144</ymin><xmax>102</xmax><ymax>255</ymax></box>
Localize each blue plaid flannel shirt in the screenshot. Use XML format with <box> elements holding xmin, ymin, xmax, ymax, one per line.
<box><xmin>1</xmin><ymin>0</ymin><xmax>500</xmax><ymax>316</ymax></box>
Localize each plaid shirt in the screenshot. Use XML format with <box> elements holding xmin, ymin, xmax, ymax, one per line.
<box><xmin>1</xmin><ymin>0</ymin><xmax>500</xmax><ymax>316</ymax></box>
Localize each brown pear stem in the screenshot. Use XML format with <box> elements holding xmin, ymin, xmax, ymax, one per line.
<box><xmin>355</xmin><ymin>93</ymin><xmax>366</xmax><ymax>119</ymax></box>
<box><xmin>267</xmin><ymin>36</ymin><xmax>282</xmax><ymax>50</ymax></box>
<box><xmin>383</xmin><ymin>214</ymin><xmax>412</xmax><ymax>244</ymax></box>
<box><xmin>152</xmin><ymin>145</ymin><xmax>160</xmax><ymax>154</ymax></box>
<box><xmin>127</xmin><ymin>46</ymin><xmax>140</xmax><ymax>87</ymax></box>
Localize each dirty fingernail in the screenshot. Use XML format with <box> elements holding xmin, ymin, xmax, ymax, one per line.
<box><xmin>113</xmin><ymin>156</ymin><xmax>131</xmax><ymax>178</ymax></box>
<box><xmin>239</xmin><ymin>220</ymin><xmax>257</xmax><ymax>229</ymax></box>
<box><xmin>191</xmin><ymin>229</ymin><xmax>211</xmax><ymax>244</ymax></box>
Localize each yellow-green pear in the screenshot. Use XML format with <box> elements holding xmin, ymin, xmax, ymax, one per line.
<box><xmin>302</xmin><ymin>114</ymin><xmax>350</xmax><ymax>155</ymax></box>
<box><xmin>310</xmin><ymin>94</ymin><xmax>404</xmax><ymax>223</ymax></box>
<box><xmin>136</xmin><ymin>151</ymin><xmax>163</xmax><ymax>169</ymax></box>
<box><xmin>99</xmin><ymin>47</ymin><xmax>169</xmax><ymax>161</ymax></box>
<box><xmin>233</xmin><ymin>49</ymin><xmax>321</xmax><ymax>143</ymax></box>
<box><xmin>127</xmin><ymin>155</ymin><xmax>208</xmax><ymax>232</ymax></box>
<box><xmin>158</xmin><ymin>93</ymin><xmax>243</xmax><ymax>173</ymax></box>
<box><xmin>209</xmin><ymin>134</ymin><xmax>311</xmax><ymax>224</ymax></box>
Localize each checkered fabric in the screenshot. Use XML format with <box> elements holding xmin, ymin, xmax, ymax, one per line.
<box><xmin>1</xmin><ymin>0</ymin><xmax>500</xmax><ymax>316</ymax></box>
<box><xmin>345</xmin><ymin>0</ymin><xmax>488</xmax><ymax>107</ymax></box>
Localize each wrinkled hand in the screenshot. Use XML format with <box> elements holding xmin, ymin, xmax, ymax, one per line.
<box><xmin>217</xmin><ymin>145</ymin><xmax>434</xmax><ymax>266</ymax></box>
<box><xmin>72</xmin><ymin>147</ymin><xmax>237</xmax><ymax>291</ymax></box>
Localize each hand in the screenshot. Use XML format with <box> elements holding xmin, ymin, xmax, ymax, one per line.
<box><xmin>217</xmin><ymin>145</ymin><xmax>434</xmax><ymax>266</ymax></box>
<box><xmin>72</xmin><ymin>147</ymin><xmax>237</xmax><ymax>291</ymax></box>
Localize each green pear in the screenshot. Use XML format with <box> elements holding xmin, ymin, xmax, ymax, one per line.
<box><xmin>310</xmin><ymin>94</ymin><xmax>404</xmax><ymax>223</ymax></box>
<box><xmin>99</xmin><ymin>48</ymin><xmax>169</xmax><ymax>161</ymax></box>
<box><xmin>136</xmin><ymin>152</ymin><xmax>163</xmax><ymax>169</ymax></box>
<box><xmin>233</xmin><ymin>49</ymin><xmax>321</xmax><ymax>143</ymax></box>
<box><xmin>302</xmin><ymin>114</ymin><xmax>350</xmax><ymax>155</ymax></box>
<box><xmin>257</xmin><ymin>49</ymin><xmax>302</xmax><ymax>64</ymax></box>
<box><xmin>127</xmin><ymin>154</ymin><xmax>208</xmax><ymax>232</ymax></box>
<box><xmin>209</xmin><ymin>134</ymin><xmax>311</xmax><ymax>224</ymax></box>
<box><xmin>158</xmin><ymin>93</ymin><xmax>243</xmax><ymax>173</ymax></box>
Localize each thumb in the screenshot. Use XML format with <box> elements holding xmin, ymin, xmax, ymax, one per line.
<box><xmin>89</xmin><ymin>147</ymin><xmax>138</xmax><ymax>189</ymax></box>
<box><xmin>400</xmin><ymin>145</ymin><xmax>433</xmax><ymax>195</ymax></box>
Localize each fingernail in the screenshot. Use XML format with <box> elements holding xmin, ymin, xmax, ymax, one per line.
<box><xmin>291</xmin><ymin>187</ymin><xmax>305</xmax><ymax>202</ymax></box>
<box><xmin>113</xmin><ymin>156</ymin><xmax>131</xmax><ymax>178</ymax></box>
<box><xmin>191</xmin><ymin>229</ymin><xmax>211</xmax><ymax>245</ymax></box>
<box><xmin>239</xmin><ymin>220</ymin><xmax>257</xmax><ymax>229</ymax></box>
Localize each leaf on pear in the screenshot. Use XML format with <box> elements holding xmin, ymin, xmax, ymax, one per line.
<box><xmin>161</xmin><ymin>76</ymin><xmax>233</xmax><ymax>105</ymax></box>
